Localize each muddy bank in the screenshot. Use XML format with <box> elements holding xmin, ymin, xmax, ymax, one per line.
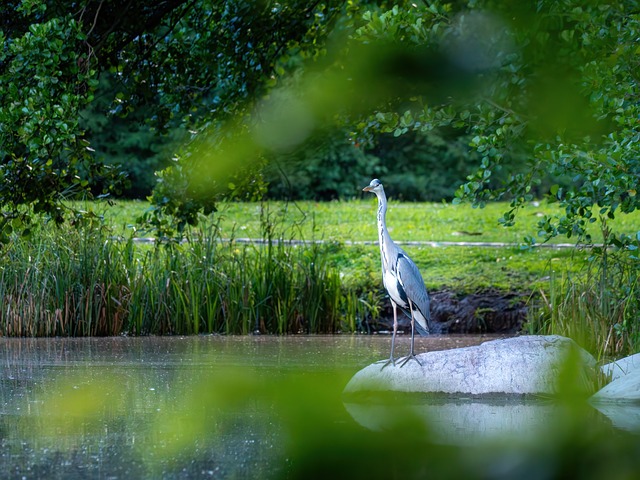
<box><xmin>366</xmin><ymin>289</ymin><xmax>529</xmax><ymax>334</ymax></box>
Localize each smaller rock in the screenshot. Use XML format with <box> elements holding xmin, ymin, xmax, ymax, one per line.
<box><xmin>591</xmin><ymin>353</ymin><xmax>640</xmax><ymax>430</ymax></box>
<box><xmin>344</xmin><ymin>335</ymin><xmax>595</xmax><ymax>396</ymax></box>
<box><xmin>591</xmin><ymin>352</ymin><xmax>640</xmax><ymax>404</ymax></box>
<box><xmin>601</xmin><ymin>352</ymin><xmax>640</xmax><ymax>382</ymax></box>
<box><xmin>592</xmin><ymin>369</ymin><xmax>640</xmax><ymax>403</ymax></box>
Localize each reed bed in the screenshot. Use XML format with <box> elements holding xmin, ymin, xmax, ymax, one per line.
<box><xmin>526</xmin><ymin>248</ymin><xmax>640</xmax><ymax>361</ymax></box>
<box><xmin>0</xmin><ymin>220</ymin><xmax>371</xmax><ymax>336</ymax></box>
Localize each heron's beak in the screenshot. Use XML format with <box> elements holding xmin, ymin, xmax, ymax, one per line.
<box><xmin>362</xmin><ymin>186</ymin><xmax>373</xmax><ymax>192</ymax></box>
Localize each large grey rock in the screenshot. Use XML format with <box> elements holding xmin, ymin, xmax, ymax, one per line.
<box><xmin>344</xmin><ymin>335</ymin><xmax>596</xmax><ymax>396</ymax></box>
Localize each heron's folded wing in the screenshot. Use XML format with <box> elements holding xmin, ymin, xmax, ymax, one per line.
<box><xmin>396</xmin><ymin>253</ymin><xmax>431</xmax><ymax>327</ymax></box>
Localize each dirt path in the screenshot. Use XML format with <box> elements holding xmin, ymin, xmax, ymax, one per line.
<box><xmin>226</xmin><ymin>238</ymin><xmax>584</xmax><ymax>249</ymax></box>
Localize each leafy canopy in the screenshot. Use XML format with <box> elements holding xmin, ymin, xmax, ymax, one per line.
<box><xmin>349</xmin><ymin>1</ymin><xmax>640</xmax><ymax>251</ymax></box>
<box><xmin>1</xmin><ymin>0</ymin><xmax>639</xmax><ymax>255</ymax></box>
<box><xmin>0</xmin><ymin>0</ymin><xmax>344</xmax><ymax>240</ymax></box>
<box><xmin>144</xmin><ymin>0</ymin><xmax>640</xmax><ymax>253</ymax></box>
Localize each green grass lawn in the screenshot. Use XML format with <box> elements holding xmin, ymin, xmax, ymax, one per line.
<box><xmin>324</xmin><ymin>240</ymin><xmax>586</xmax><ymax>293</ymax></box>
<box><xmin>79</xmin><ymin>198</ymin><xmax>639</xmax><ymax>294</ymax></box>
<box><xmin>88</xmin><ymin>198</ymin><xmax>640</xmax><ymax>244</ymax></box>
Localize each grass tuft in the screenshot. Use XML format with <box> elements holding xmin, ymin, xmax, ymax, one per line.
<box><xmin>525</xmin><ymin>249</ymin><xmax>640</xmax><ymax>361</ymax></box>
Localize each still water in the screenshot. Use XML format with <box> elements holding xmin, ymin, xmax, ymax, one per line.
<box><xmin>0</xmin><ymin>335</ymin><xmax>638</xmax><ymax>479</ymax></box>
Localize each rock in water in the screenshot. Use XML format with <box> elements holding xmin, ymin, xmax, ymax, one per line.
<box><xmin>591</xmin><ymin>371</ymin><xmax>640</xmax><ymax>431</ymax></box>
<box><xmin>591</xmin><ymin>353</ymin><xmax>640</xmax><ymax>431</ymax></box>
<box><xmin>600</xmin><ymin>352</ymin><xmax>640</xmax><ymax>382</ymax></box>
<box><xmin>592</xmin><ymin>353</ymin><xmax>640</xmax><ymax>403</ymax></box>
<box><xmin>344</xmin><ymin>335</ymin><xmax>596</xmax><ymax>396</ymax></box>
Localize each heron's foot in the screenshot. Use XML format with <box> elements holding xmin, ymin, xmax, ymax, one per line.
<box><xmin>399</xmin><ymin>354</ymin><xmax>422</xmax><ymax>368</ymax></box>
<box><xmin>379</xmin><ymin>357</ymin><xmax>396</xmax><ymax>370</ymax></box>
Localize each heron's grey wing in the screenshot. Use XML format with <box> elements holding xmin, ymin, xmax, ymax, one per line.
<box><xmin>396</xmin><ymin>253</ymin><xmax>431</xmax><ymax>326</ymax></box>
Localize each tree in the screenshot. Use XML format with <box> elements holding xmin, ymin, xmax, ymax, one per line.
<box><xmin>3</xmin><ymin>0</ymin><xmax>639</xmax><ymax>255</ymax></box>
<box><xmin>350</xmin><ymin>1</ymin><xmax>640</xmax><ymax>251</ymax></box>
<box><xmin>1</xmin><ymin>2</ymin><xmax>100</xmax><ymax>238</ymax></box>
<box><xmin>80</xmin><ymin>73</ymin><xmax>186</xmax><ymax>198</ymax></box>
<box><xmin>151</xmin><ymin>0</ymin><xmax>640</xmax><ymax>254</ymax></box>
<box><xmin>0</xmin><ymin>0</ymin><xmax>346</xmax><ymax>240</ymax></box>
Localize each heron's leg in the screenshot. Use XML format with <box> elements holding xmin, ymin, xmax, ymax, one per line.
<box><xmin>400</xmin><ymin>301</ymin><xmax>422</xmax><ymax>367</ymax></box>
<box><xmin>380</xmin><ymin>301</ymin><xmax>399</xmax><ymax>369</ymax></box>
<box><xmin>391</xmin><ymin>301</ymin><xmax>398</xmax><ymax>361</ymax></box>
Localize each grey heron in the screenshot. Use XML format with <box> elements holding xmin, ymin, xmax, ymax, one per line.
<box><xmin>363</xmin><ymin>178</ymin><xmax>432</xmax><ymax>367</ymax></box>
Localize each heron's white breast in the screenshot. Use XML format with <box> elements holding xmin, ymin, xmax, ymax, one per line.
<box><xmin>383</xmin><ymin>269</ymin><xmax>407</xmax><ymax>308</ymax></box>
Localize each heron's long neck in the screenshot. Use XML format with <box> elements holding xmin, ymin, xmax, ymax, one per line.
<box><xmin>376</xmin><ymin>191</ymin><xmax>394</xmax><ymax>268</ymax></box>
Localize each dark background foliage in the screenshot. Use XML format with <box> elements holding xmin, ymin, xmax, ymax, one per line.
<box><xmin>263</xmin><ymin>129</ymin><xmax>480</xmax><ymax>202</ymax></box>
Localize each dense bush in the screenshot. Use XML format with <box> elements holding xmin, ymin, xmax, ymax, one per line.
<box><xmin>263</xmin><ymin>131</ymin><xmax>384</xmax><ymax>201</ymax></box>
<box><xmin>263</xmin><ymin>129</ymin><xmax>480</xmax><ymax>201</ymax></box>
<box><xmin>370</xmin><ymin>131</ymin><xmax>479</xmax><ymax>201</ymax></box>
<box><xmin>81</xmin><ymin>74</ymin><xmax>185</xmax><ymax>199</ymax></box>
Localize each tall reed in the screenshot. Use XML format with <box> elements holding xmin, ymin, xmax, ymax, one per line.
<box><xmin>0</xmin><ymin>206</ymin><xmax>373</xmax><ymax>336</ymax></box>
<box><xmin>527</xmin><ymin>247</ymin><xmax>640</xmax><ymax>361</ymax></box>
<box><xmin>0</xmin><ymin>224</ymin><xmax>134</xmax><ymax>336</ymax></box>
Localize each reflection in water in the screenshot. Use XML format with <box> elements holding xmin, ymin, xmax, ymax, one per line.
<box><xmin>344</xmin><ymin>396</ymin><xmax>610</xmax><ymax>446</ymax></box>
<box><xmin>1</xmin><ymin>335</ymin><xmax>639</xmax><ymax>479</ymax></box>
<box><xmin>592</xmin><ymin>403</ymin><xmax>640</xmax><ymax>433</ymax></box>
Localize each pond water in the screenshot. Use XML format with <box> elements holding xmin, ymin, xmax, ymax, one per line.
<box><xmin>1</xmin><ymin>335</ymin><xmax>639</xmax><ymax>479</ymax></box>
